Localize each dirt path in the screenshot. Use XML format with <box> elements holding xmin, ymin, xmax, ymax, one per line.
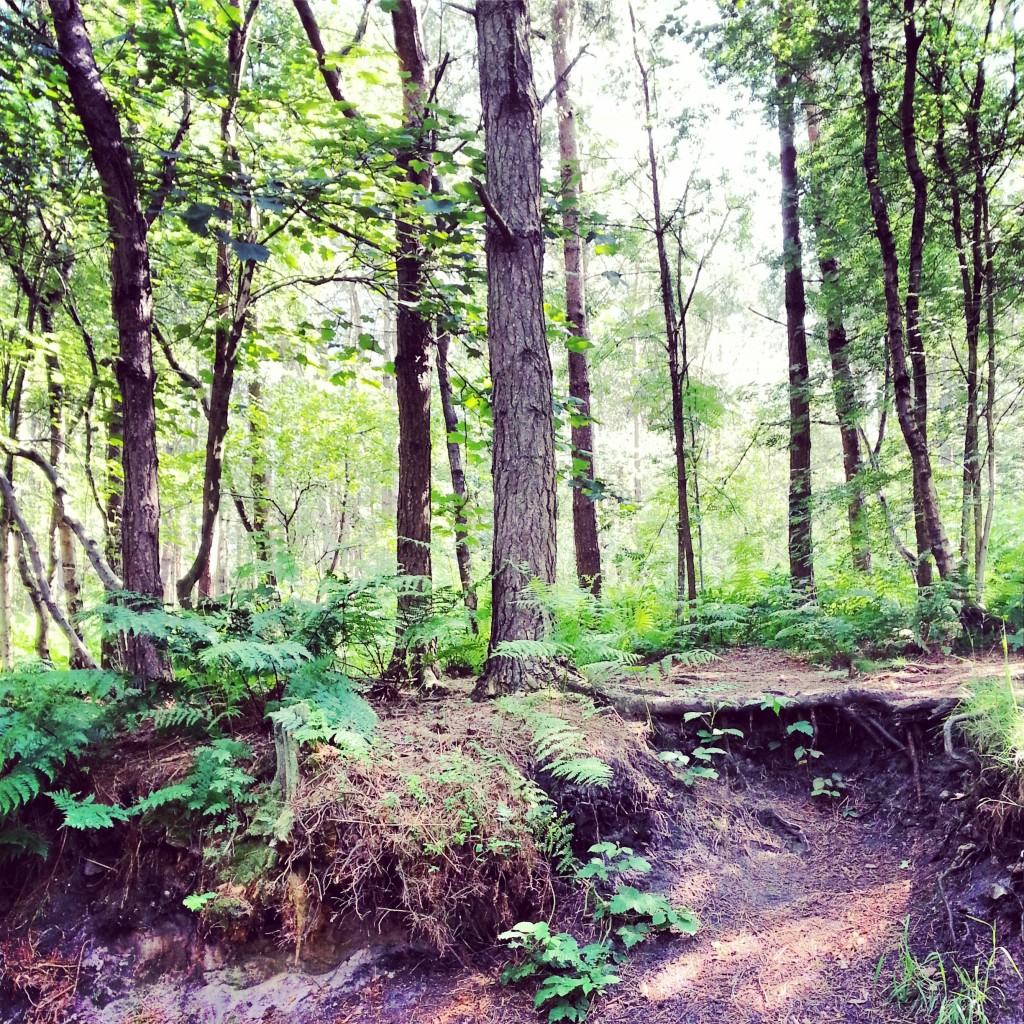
<box><xmin>328</xmin><ymin>650</ymin><xmax>1024</xmax><ymax>1024</ymax></box>
<box><xmin>335</xmin><ymin>764</ymin><xmax>925</xmax><ymax>1024</ymax></box>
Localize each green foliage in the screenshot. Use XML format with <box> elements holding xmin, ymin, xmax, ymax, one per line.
<box><xmin>884</xmin><ymin>916</ymin><xmax>1021</xmax><ymax>1024</ymax></box>
<box><xmin>957</xmin><ymin>667</ymin><xmax>1024</xmax><ymax>782</ymax></box>
<box><xmin>658</xmin><ymin>708</ymin><xmax>741</xmax><ymax>786</ymax></box>
<box><xmin>810</xmin><ymin>773</ymin><xmax>846</xmax><ymax>799</ymax></box>
<box><xmin>501</xmin><ymin>842</ymin><xmax>698</xmax><ymax>1021</ymax></box>
<box><xmin>500</xmin><ymin>921</ymin><xmax>621</xmax><ymax>1022</ymax></box>
<box><xmin>48</xmin><ymin>790</ymin><xmax>130</xmax><ymax>830</ymax></box>
<box><xmin>498</xmin><ymin>694</ymin><xmax>613</xmax><ymax>789</ymax></box>
<box><xmin>0</xmin><ymin>667</ymin><xmax>126</xmax><ymax>855</ymax></box>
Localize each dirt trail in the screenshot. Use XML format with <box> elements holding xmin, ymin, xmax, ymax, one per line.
<box><xmin>595</xmin><ymin>647</ymin><xmax>1024</xmax><ymax>719</ymax></box>
<box><xmin>329</xmin><ymin>650</ymin><xmax>1024</xmax><ymax>1024</ymax></box>
<box><xmin>337</xmin><ymin>768</ymin><xmax>924</xmax><ymax>1024</ymax></box>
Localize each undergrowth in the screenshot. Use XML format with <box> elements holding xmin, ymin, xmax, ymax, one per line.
<box><xmin>884</xmin><ymin>916</ymin><xmax>1021</xmax><ymax>1024</ymax></box>
<box><xmin>501</xmin><ymin>841</ymin><xmax>698</xmax><ymax>1022</ymax></box>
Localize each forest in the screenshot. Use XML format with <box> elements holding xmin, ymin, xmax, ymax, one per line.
<box><xmin>1</xmin><ymin>0</ymin><xmax>1024</xmax><ymax>1021</ymax></box>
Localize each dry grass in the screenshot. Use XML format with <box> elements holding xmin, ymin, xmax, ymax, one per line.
<box><xmin>0</xmin><ymin>934</ymin><xmax>83</xmax><ymax>1024</ymax></box>
<box><xmin>280</xmin><ymin>691</ymin><xmax>667</xmax><ymax>953</ymax></box>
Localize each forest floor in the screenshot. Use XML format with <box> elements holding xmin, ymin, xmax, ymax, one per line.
<box><xmin>320</xmin><ymin>648</ymin><xmax>1024</xmax><ymax>1024</ymax></box>
<box><xmin>7</xmin><ymin>648</ymin><xmax>1024</xmax><ymax>1024</ymax></box>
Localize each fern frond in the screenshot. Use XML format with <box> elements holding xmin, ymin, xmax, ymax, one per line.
<box><xmin>0</xmin><ymin>764</ymin><xmax>44</xmax><ymax>818</ymax></box>
<box><xmin>48</xmin><ymin>790</ymin><xmax>129</xmax><ymax>830</ymax></box>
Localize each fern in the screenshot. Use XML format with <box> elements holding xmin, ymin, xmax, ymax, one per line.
<box><xmin>0</xmin><ymin>826</ymin><xmax>48</xmax><ymax>861</ymax></box>
<box><xmin>131</xmin><ymin>783</ymin><xmax>195</xmax><ymax>815</ymax></box>
<box><xmin>499</xmin><ymin>696</ymin><xmax>613</xmax><ymax>789</ymax></box>
<box><xmin>493</xmin><ymin>638</ymin><xmax>566</xmax><ymax>662</ymax></box>
<box><xmin>147</xmin><ymin>704</ymin><xmax>212</xmax><ymax>732</ymax></box>
<box><xmin>0</xmin><ymin>763</ymin><xmax>45</xmax><ymax>817</ymax></box>
<box><xmin>0</xmin><ymin>666</ymin><xmax>124</xmax><ymax>824</ymax></box>
<box><xmin>48</xmin><ymin>790</ymin><xmax>130</xmax><ymax>830</ymax></box>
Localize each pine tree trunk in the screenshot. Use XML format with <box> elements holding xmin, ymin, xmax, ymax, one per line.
<box><xmin>776</xmin><ymin>77</ymin><xmax>814</xmax><ymax>593</ymax></box>
<box><xmin>475</xmin><ymin>0</ymin><xmax>558</xmax><ymax>695</ymax></box>
<box><xmin>436</xmin><ymin>330</ymin><xmax>477</xmax><ymax>629</ymax></box>
<box><xmin>552</xmin><ymin>0</ymin><xmax>601</xmax><ymax>595</ymax></box>
<box><xmin>858</xmin><ymin>0</ymin><xmax>954</xmax><ymax>585</ymax></box>
<box><xmin>387</xmin><ymin>0</ymin><xmax>434</xmax><ymax>682</ymax></box>
<box><xmin>49</xmin><ymin>0</ymin><xmax>167</xmax><ymax>680</ymax></box>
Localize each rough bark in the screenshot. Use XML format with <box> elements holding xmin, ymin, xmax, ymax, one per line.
<box><xmin>631</xmin><ymin>6</ymin><xmax>696</xmax><ymax>614</ymax></box>
<box><xmin>804</xmin><ymin>103</ymin><xmax>871</xmax><ymax>573</ymax></box>
<box><xmin>48</xmin><ymin>0</ymin><xmax>167</xmax><ymax>680</ymax></box>
<box><xmin>436</xmin><ymin>329</ymin><xmax>478</xmax><ymax>629</ymax></box>
<box><xmin>474</xmin><ymin>0</ymin><xmax>558</xmax><ymax>696</ymax></box>
<box><xmin>386</xmin><ymin>0</ymin><xmax>434</xmax><ymax>683</ymax></box>
<box><xmin>776</xmin><ymin>76</ymin><xmax>814</xmax><ymax>593</ymax></box>
<box><xmin>552</xmin><ymin>0</ymin><xmax>601</xmax><ymax>595</ymax></box>
<box><xmin>857</xmin><ymin>0</ymin><xmax>954</xmax><ymax>584</ymax></box>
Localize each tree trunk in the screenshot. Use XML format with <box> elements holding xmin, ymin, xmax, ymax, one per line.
<box><xmin>436</xmin><ymin>330</ymin><xmax>478</xmax><ymax>629</ymax></box>
<box><xmin>247</xmin><ymin>378</ymin><xmax>273</xmax><ymax>579</ymax></box>
<box><xmin>804</xmin><ymin>104</ymin><xmax>871</xmax><ymax>573</ymax></box>
<box><xmin>776</xmin><ymin>77</ymin><xmax>814</xmax><ymax>593</ymax></box>
<box><xmin>178</xmin><ymin>0</ymin><xmax>258</xmax><ymax>607</ymax></box>
<box><xmin>474</xmin><ymin>0</ymin><xmax>558</xmax><ymax>695</ymax></box>
<box><xmin>49</xmin><ymin>0</ymin><xmax>167</xmax><ymax>680</ymax></box>
<box><xmin>857</xmin><ymin>0</ymin><xmax>954</xmax><ymax>584</ymax></box>
<box><xmin>631</xmin><ymin>6</ymin><xmax>697</xmax><ymax>614</ymax></box>
<box><xmin>387</xmin><ymin>0</ymin><xmax>434</xmax><ymax>682</ymax></box>
<box><xmin>0</xmin><ymin>470</ymin><xmax>95</xmax><ymax>668</ymax></box>
<box><xmin>552</xmin><ymin>0</ymin><xmax>601</xmax><ymax>596</ymax></box>
<box><xmin>101</xmin><ymin>389</ymin><xmax>123</xmax><ymax>669</ymax></box>
<box><xmin>977</xmin><ymin>198</ymin><xmax>997</xmax><ymax>600</ymax></box>
<box><xmin>44</xmin><ymin>341</ymin><xmax>85</xmax><ymax>664</ymax></box>
<box><xmin>0</xmin><ymin>349</ymin><xmax>28</xmax><ymax>668</ymax></box>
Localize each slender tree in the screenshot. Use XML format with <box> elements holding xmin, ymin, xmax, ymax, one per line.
<box><xmin>804</xmin><ymin>100</ymin><xmax>871</xmax><ymax>574</ymax></box>
<box><xmin>177</xmin><ymin>0</ymin><xmax>259</xmax><ymax>607</ymax></box>
<box><xmin>552</xmin><ymin>0</ymin><xmax>602</xmax><ymax>595</ymax></box>
<box><xmin>776</xmin><ymin>69</ymin><xmax>814</xmax><ymax>593</ymax></box>
<box><xmin>48</xmin><ymin>0</ymin><xmax>169</xmax><ymax>679</ymax></box>
<box><xmin>858</xmin><ymin>0</ymin><xmax>954</xmax><ymax>583</ymax></box>
<box><xmin>631</xmin><ymin>6</ymin><xmax>697</xmax><ymax>614</ymax></box>
<box><xmin>386</xmin><ymin>0</ymin><xmax>434</xmax><ymax>682</ymax></box>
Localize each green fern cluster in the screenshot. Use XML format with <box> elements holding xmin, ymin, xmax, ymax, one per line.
<box><xmin>498</xmin><ymin>694</ymin><xmax>613</xmax><ymax>789</ymax></box>
<box><xmin>0</xmin><ymin>667</ymin><xmax>126</xmax><ymax>857</ymax></box>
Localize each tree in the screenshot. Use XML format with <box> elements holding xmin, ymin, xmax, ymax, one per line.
<box><xmin>804</xmin><ymin>99</ymin><xmax>871</xmax><ymax>574</ymax></box>
<box><xmin>857</xmin><ymin>0</ymin><xmax>954</xmax><ymax>584</ymax></box>
<box><xmin>630</xmin><ymin>5</ymin><xmax>698</xmax><ymax>614</ymax></box>
<box><xmin>552</xmin><ymin>0</ymin><xmax>602</xmax><ymax>595</ymax></box>
<box><xmin>387</xmin><ymin>0</ymin><xmax>434</xmax><ymax>682</ymax></box>
<box><xmin>47</xmin><ymin>0</ymin><xmax>169</xmax><ymax>680</ymax></box>
<box><xmin>474</xmin><ymin>0</ymin><xmax>558</xmax><ymax>695</ymax></box>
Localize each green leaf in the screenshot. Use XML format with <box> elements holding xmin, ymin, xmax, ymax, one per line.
<box><xmin>230</xmin><ymin>239</ymin><xmax>271</xmax><ymax>263</ymax></box>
